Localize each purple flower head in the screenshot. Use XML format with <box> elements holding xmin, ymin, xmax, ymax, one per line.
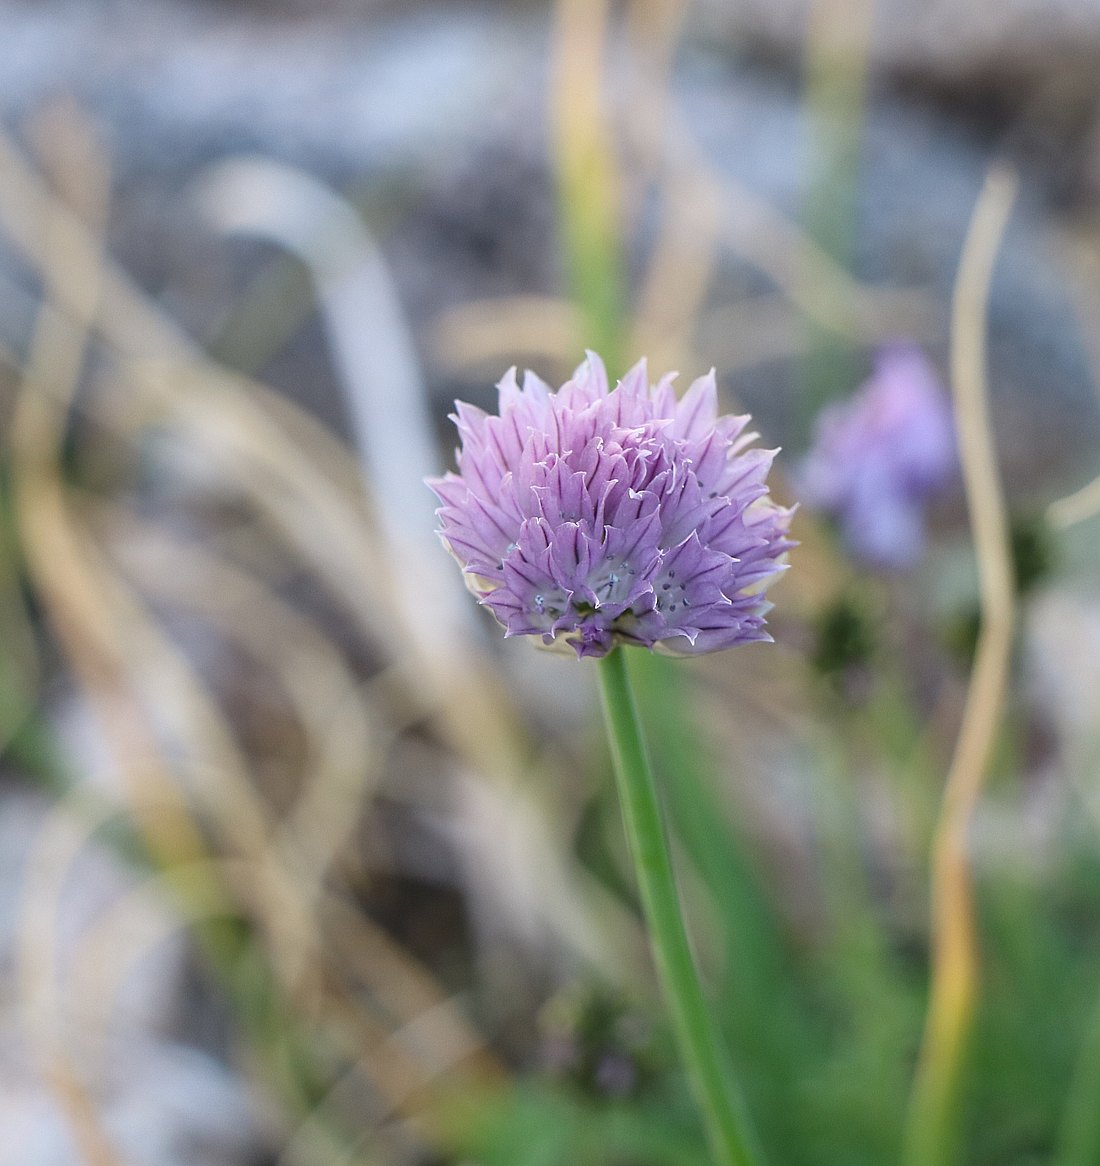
<box><xmin>427</xmin><ymin>352</ymin><xmax>794</xmax><ymax>659</ymax></box>
<box><xmin>798</xmin><ymin>345</ymin><xmax>957</xmax><ymax>570</ymax></box>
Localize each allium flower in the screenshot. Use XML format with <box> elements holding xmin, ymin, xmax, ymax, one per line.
<box><xmin>798</xmin><ymin>345</ymin><xmax>956</xmax><ymax>570</ymax></box>
<box><xmin>427</xmin><ymin>352</ymin><xmax>794</xmax><ymax>659</ymax></box>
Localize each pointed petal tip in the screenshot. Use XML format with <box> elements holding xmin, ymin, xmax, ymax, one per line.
<box><xmin>622</xmin><ymin>354</ymin><xmax>649</xmax><ymax>379</ymax></box>
<box><xmin>578</xmin><ymin>349</ymin><xmax>610</xmax><ymax>393</ymax></box>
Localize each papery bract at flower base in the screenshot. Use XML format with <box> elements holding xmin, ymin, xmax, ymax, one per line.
<box><xmin>427</xmin><ymin>352</ymin><xmax>794</xmax><ymax>659</ymax></box>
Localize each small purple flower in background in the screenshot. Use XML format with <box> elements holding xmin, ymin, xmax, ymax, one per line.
<box><xmin>798</xmin><ymin>344</ymin><xmax>957</xmax><ymax>570</ymax></box>
<box><xmin>428</xmin><ymin>352</ymin><xmax>794</xmax><ymax>659</ymax></box>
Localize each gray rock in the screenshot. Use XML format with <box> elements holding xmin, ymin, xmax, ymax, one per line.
<box><xmin>0</xmin><ymin>792</ymin><xmax>185</xmax><ymax>1037</ymax></box>
<box><xmin>694</xmin><ymin>0</ymin><xmax>1100</xmax><ymax>108</ymax></box>
<box><xmin>0</xmin><ymin>0</ymin><xmax>1094</xmax><ymax>492</ymax></box>
<box><xmin>0</xmin><ymin>1041</ymin><xmax>263</xmax><ymax>1166</ymax></box>
<box><xmin>0</xmin><ymin>793</ymin><xmax>268</xmax><ymax>1166</ymax></box>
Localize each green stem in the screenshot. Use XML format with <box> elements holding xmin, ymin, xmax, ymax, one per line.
<box><xmin>596</xmin><ymin>648</ymin><xmax>767</xmax><ymax>1166</ymax></box>
<box><xmin>1056</xmin><ymin>975</ymin><xmax>1100</xmax><ymax>1166</ymax></box>
<box><xmin>797</xmin><ymin>0</ymin><xmax>874</xmax><ymax>438</ymax></box>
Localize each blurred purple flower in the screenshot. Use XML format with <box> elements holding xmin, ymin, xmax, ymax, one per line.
<box><xmin>798</xmin><ymin>345</ymin><xmax>957</xmax><ymax>570</ymax></box>
<box><xmin>594</xmin><ymin>1050</ymin><xmax>638</xmax><ymax>1098</ymax></box>
<box><xmin>428</xmin><ymin>352</ymin><xmax>794</xmax><ymax>659</ymax></box>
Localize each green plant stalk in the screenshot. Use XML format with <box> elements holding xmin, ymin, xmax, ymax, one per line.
<box><xmin>597</xmin><ymin>647</ymin><xmax>766</xmax><ymax>1166</ymax></box>
<box><xmin>903</xmin><ymin>1006</ymin><xmax>970</xmax><ymax>1166</ymax></box>
<box><xmin>1056</xmin><ymin>975</ymin><xmax>1100</xmax><ymax>1166</ymax></box>
<box><xmin>550</xmin><ymin>0</ymin><xmax>625</xmax><ymax>371</ymax></box>
<box><xmin>797</xmin><ymin>0</ymin><xmax>875</xmax><ymax>437</ymax></box>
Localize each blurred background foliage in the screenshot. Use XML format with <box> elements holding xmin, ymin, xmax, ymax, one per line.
<box><xmin>1</xmin><ymin>1</ymin><xmax>1100</xmax><ymax>1164</ymax></box>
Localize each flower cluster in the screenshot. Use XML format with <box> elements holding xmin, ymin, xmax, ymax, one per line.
<box><xmin>428</xmin><ymin>353</ymin><xmax>794</xmax><ymax>659</ymax></box>
<box><xmin>798</xmin><ymin>345</ymin><xmax>957</xmax><ymax>570</ymax></box>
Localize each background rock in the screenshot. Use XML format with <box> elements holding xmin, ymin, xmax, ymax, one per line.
<box><xmin>0</xmin><ymin>0</ymin><xmax>1096</xmax><ymax>499</ymax></box>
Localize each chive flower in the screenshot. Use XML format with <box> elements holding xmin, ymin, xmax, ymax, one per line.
<box><xmin>798</xmin><ymin>344</ymin><xmax>957</xmax><ymax>570</ymax></box>
<box><xmin>428</xmin><ymin>352</ymin><xmax>794</xmax><ymax>659</ymax></box>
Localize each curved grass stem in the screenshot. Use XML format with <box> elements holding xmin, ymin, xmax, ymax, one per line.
<box><xmin>902</xmin><ymin>166</ymin><xmax>1018</xmax><ymax>1166</ymax></box>
<box><xmin>597</xmin><ymin>648</ymin><xmax>766</xmax><ymax>1166</ymax></box>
